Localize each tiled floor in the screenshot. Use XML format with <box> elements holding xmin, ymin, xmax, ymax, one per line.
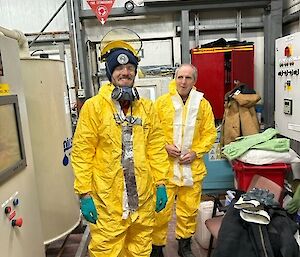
<box><xmin>46</xmin><ymin>213</ymin><xmax>208</xmax><ymax>257</ymax></box>
<box><xmin>164</xmin><ymin>213</ymin><xmax>208</xmax><ymax>257</ymax></box>
<box><xmin>45</xmin><ymin>224</ymin><xmax>89</xmax><ymax>257</ymax></box>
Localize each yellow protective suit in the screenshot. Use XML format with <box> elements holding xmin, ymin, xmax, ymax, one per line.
<box><xmin>152</xmin><ymin>80</ymin><xmax>216</xmax><ymax>245</ymax></box>
<box><xmin>71</xmin><ymin>83</ymin><xmax>169</xmax><ymax>257</ymax></box>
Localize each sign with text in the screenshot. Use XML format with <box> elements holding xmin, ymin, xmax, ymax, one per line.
<box><xmin>86</xmin><ymin>0</ymin><xmax>115</xmax><ymax>25</ymax></box>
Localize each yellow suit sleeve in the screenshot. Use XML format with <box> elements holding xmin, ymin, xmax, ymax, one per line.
<box><xmin>147</xmin><ymin>103</ymin><xmax>169</xmax><ymax>186</ymax></box>
<box><xmin>193</xmin><ymin>98</ymin><xmax>217</xmax><ymax>158</ymax></box>
<box><xmin>71</xmin><ymin>100</ymin><xmax>99</xmax><ymax>195</ymax></box>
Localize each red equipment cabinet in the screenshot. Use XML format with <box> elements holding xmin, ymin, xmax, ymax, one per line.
<box><xmin>191</xmin><ymin>45</ymin><xmax>254</xmax><ymax>119</ymax></box>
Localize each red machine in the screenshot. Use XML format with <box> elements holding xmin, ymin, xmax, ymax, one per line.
<box><xmin>191</xmin><ymin>45</ymin><xmax>254</xmax><ymax>119</ymax></box>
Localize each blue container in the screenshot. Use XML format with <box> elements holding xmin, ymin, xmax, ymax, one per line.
<box><xmin>203</xmin><ymin>130</ymin><xmax>234</xmax><ymax>192</ymax></box>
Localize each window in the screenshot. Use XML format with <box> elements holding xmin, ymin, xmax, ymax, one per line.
<box><xmin>0</xmin><ymin>95</ymin><xmax>26</xmax><ymax>183</ymax></box>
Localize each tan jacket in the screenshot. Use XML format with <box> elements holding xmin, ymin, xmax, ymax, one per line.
<box><xmin>221</xmin><ymin>90</ymin><xmax>261</xmax><ymax>146</ymax></box>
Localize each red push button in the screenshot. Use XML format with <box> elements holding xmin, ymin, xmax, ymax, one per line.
<box><xmin>12</xmin><ymin>218</ymin><xmax>23</xmax><ymax>227</ymax></box>
<box><xmin>4</xmin><ymin>206</ymin><xmax>11</xmax><ymax>214</ymax></box>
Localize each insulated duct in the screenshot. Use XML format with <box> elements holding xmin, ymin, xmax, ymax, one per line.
<box><xmin>0</xmin><ymin>26</ymin><xmax>30</xmax><ymax>57</ymax></box>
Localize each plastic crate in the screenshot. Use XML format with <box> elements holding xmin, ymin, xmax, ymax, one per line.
<box><xmin>232</xmin><ymin>160</ymin><xmax>290</xmax><ymax>191</ymax></box>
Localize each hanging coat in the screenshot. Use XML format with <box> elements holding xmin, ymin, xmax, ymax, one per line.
<box><xmin>221</xmin><ymin>85</ymin><xmax>261</xmax><ymax>146</ymax></box>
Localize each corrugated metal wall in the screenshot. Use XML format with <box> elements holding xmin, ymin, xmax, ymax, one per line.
<box><xmin>284</xmin><ymin>0</ymin><xmax>300</xmax><ymax>16</ymax></box>
<box><xmin>0</xmin><ymin>0</ymin><xmax>69</xmax><ymax>33</ymax></box>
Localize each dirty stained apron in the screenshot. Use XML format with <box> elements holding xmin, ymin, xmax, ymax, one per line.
<box><xmin>114</xmin><ymin>102</ymin><xmax>142</xmax><ymax>219</ymax></box>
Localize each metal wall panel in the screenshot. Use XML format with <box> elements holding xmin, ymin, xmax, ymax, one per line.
<box><xmin>83</xmin><ymin>14</ymin><xmax>175</xmax><ymax>41</ymax></box>
<box><xmin>81</xmin><ymin>0</ymin><xmax>131</xmax><ymax>9</ymax></box>
<box><xmin>284</xmin><ymin>0</ymin><xmax>300</xmax><ymax>15</ymax></box>
<box><xmin>0</xmin><ymin>0</ymin><xmax>69</xmax><ymax>33</ymax></box>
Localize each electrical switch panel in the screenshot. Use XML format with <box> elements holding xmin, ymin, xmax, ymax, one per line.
<box><xmin>283</xmin><ymin>99</ymin><xmax>292</xmax><ymax>115</ymax></box>
<box><xmin>275</xmin><ymin>32</ymin><xmax>300</xmax><ymax>141</ymax></box>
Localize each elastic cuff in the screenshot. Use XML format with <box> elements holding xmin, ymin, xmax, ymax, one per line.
<box><xmin>79</xmin><ymin>192</ymin><xmax>91</xmax><ymax>199</ymax></box>
<box><xmin>156</xmin><ymin>181</ymin><xmax>166</xmax><ymax>187</ymax></box>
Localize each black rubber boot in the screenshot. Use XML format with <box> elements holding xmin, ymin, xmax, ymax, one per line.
<box><xmin>177</xmin><ymin>237</ymin><xmax>195</xmax><ymax>257</ymax></box>
<box><xmin>150</xmin><ymin>245</ymin><xmax>165</xmax><ymax>257</ymax></box>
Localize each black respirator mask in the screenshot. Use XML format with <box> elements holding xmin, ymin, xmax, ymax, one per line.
<box><xmin>111</xmin><ymin>86</ymin><xmax>140</xmax><ymax>102</ymax></box>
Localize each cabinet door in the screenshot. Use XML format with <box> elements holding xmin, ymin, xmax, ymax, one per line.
<box><xmin>231</xmin><ymin>49</ymin><xmax>254</xmax><ymax>89</ymax></box>
<box><xmin>192</xmin><ymin>52</ymin><xmax>225</xmax><ymax>119</ymax></box>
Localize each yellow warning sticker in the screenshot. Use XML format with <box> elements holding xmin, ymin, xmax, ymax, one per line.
<box><xmin>0</xmin><ymin>84</ymin><xmax>10</xmax><ymax>95</ymax></box>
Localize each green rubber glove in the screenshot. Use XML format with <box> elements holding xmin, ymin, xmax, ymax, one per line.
<box><xmin>286</xmin><ymin>185</ymin><xmax>300</xmax><ymax>214</ymax></box>
<box><xmin>222</xmin><ymin>128</ymin><xmax>279</xmax><ymax>160</ymax></box>
<box><xmin>156</xmin><ymin>185</ymin><xmax>168</xmax><ymax>212</ymax></box>
<box><xmin>80</xmin><ymin>196</ymin><xmax>98</xmax><ymax>224</ymax></box>
<box><xmin>252</xmin><ymin>138</ymin><xmax>290</xmax><ymax>152</ymax></box>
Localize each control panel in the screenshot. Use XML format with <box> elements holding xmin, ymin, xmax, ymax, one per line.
<box><xmin>2</xmin><ymin>192</ymin><xmax>23</xmax><ymax>228</ymax></box>
<box><xmin>275</xmin><ymin>32</ymin><xmax>300</xmax><ymax>141</ymax></box>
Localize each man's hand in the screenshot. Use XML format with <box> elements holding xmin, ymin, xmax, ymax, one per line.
<box><xmin>179</xmin><ymin>151</ymin><xmax>196</xmax><ymax>164</ymax></box>
<box><xmin>80</xmin><ymin>196</ymin><xmax>98</xmax><ymax>224</ymax></box>
<box><xmin>165</xmin><ymin>144</ymin><xmax>181</xmax><ymax>158</ymax></box>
